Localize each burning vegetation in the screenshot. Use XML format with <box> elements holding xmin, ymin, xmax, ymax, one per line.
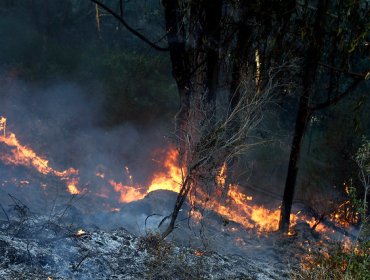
<box><xmin>1</xmin><ymin>112</ymin><xmax>368</xmax><ymax>279</ymax></box>
<box><xmin>0</xmin><ymin>110</ymin><xmax>368</xmax><ymax>278</ymax></box>
<box><xmin>0</xmin><ymin>115</ymin><xmax>364</xmax><ymax>239</ymax></box>
<box><xmin>0</xmin><ymin>116</ymin><xmax>325</xmax><ymax>233</ymax></box>
<box><xmin>0</xmin><ymin>0</ymin><xmax>369</xmax><ymax>278</ymax></box>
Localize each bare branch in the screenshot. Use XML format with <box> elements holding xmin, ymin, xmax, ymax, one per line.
<box><xmin>160</xmin><ymin>61</ymin><xmax>294</xmax><ymax>238</ymax></box>
<box><xmin>90</xmin><ymin>0</ymin><xmax>169</xmax><ymax>51</ymax></box>
<box><xmin>309</xmin><ymin>78</ymin><xmax>362</xmax><ymax>112</ymax></box>
<box><xmin>318</xmin><ymin>62</ymin><xmax>368</xmax><ymax>79</ymax></box>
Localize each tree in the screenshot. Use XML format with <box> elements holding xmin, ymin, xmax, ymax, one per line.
<box><xmin>278</xmin><ymin>0</ymin><xmax>369</xmax><ymax>232</ymax></box>
<box><xmin>91</xmin><ymin>0</ymin><xmax>289</xmax><ymax>233</ymax></box>
<box><xmin>90</xmin><ymin>0</ymin><xmax>369</xmax><ymax>236</ymax></box>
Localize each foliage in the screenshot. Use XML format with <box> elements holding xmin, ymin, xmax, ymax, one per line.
<box><xmin>97</xmin><ymin>48</ymin><xmax>177</xmax><ymax>125</ymax></box>
<box><xmin>0</xmin><ymin>1</ymin><xmax>177</xmax><ymax>127</ymax></box>
<box><xmin>353</xmin><ymin>137</ymin><xmax>370</xmax><ymax>237</ymax></box>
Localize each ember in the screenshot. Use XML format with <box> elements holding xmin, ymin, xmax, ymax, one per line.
<box><xmin>75</xmin><ymin>229</ymin><xmax>86</xmax><ymax>236</ymax></box>
<box><xmin>194</xmin><ymin>249</ymin><xmax>204</xmax><ymax>256</ymax></box>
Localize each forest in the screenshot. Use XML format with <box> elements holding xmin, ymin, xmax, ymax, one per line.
<box><xmin>0</xmin><ymin>1</ymin><xmax>369</xmax><ymax>279</ymax></box>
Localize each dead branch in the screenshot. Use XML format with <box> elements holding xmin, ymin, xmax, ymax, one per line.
<box><xmin>161</xmin><ymin>63</ymin><xmax>293</xmax><ymax>238</ymax></box>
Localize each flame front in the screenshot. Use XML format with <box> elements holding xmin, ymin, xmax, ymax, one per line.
<box><xmin>0</xmin><ymin>117</ymin><xmax>79</xmax><ymax>194</ymax></box>
<box><xmin>147</xmin><ymin>148</ymin><xmax>182</xmax><ymax>193</ymax></box>
<box><xmin>109</xmin><ymin>180</ymin><xmax>146</xmax><ymax>203</ymax></box>
<box><xmin>67</xmin><ymin>178</ymin><xmax>81</xmax><ymax>195</ymax></box>
<box><xmin>108</xmin><ymin>148</ymin><xmax>182</xmax><ymax>203</ymax></box>
<box><xmin>0</xmin><ymin>116</ymin><xmax>347</xmax><ymax>234</ymax></box>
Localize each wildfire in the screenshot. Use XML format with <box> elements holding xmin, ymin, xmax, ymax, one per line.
<box><xmin>216</xmin><ymin>162</ymin><xmax>227</xmax><ymax>186</ymax></box>
<box><xmin>75</xmin><ymin>229</ymin><xmax>86</xmax><ymax>236</ymax></box>
<box><xmin>0</xmin><ymin>119</ymin><xmax>80</xmax><ymax>194</ymax></box>
<box><xmin>0</xmin><ymin>116</ymin><xmax>6</xmax><ymax>136</ymax></box>
<box><xmin>67</xmin><ymin>178</ymin><xmax>81</xmax><ymax>195</ymax></box>
<box><xmin>194</xmin><ymin>249</ymin><xmax>204</xmax><ymax>256</ymax></box>
<box><xmin>96</xmin><ymin>172</ymin><xmax>105</xmax><ymax>179</ymax></box>
<box><xmin>147</xmin><ymin>148</ymin><xmax>182</xmax><ymax>193</ymax></box>
<box><xmin>109</xmin><ymin>180</ymin><xmax>146</xmax><ymax>203</ymax></box>
<box><xmin>0</xmin><ymin>116</ymin><xmax>354</xmax><ymax>236</ymax></box>
<box><xmin>108</xmin><ymin>148</ymin><xmax>183</xmax><ymax>203</ymax></box>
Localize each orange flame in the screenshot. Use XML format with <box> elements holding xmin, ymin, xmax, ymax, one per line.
<box><xmin>216</xmin><ymin>162</ymin><xmax>227</xmax><ymax>186</ymax></box>
<box><xmin>67</xmin><ymin>178</ymin><xmax>81</xmax><ymax>195</ymax></box>
<box><xmin>0</xmin><ymin>116</ymin><xmax>6</xmax><ymax>136</ymax></box>
<box><xmin>109</xmin><ymin>179</ymin><xmax>146</xmax><ymax>203</ymax></box>
<box><xmin>147</xmin><ymin>148</ymin><xmax>182</xmax><ymax>193</ymax></box>
<box><xmin>108</xmin><ymin>148</ymin><xmax>183</xmax><ymax>202</ymax></box>
<box><xmin>0</xmin><ymin>116</ymin><xmax>350</xmax><ymax>235</ymax></box>
<box><xmin>0</xmin><ymin>117</ymin><xmax>79</xmax><ymax>194</ymax></box>
<box><xmin>194</xmin><ymin>250</ymin><xmax>204</xmax><ymax>256</ymax></box>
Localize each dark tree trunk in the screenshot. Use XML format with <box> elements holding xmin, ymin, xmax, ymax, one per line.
<box><xmin>279</xmin><ymin>87</ymin><xmax>312</xmax><ymax>232</ymax></box>
<box><xmin>279</xmin><ymin>0</ymin><xmax>328</xmax><ymax>232</ymax></box>
<box><xmin>223</xmin><ymin>22</ymin><xmax>250</xmax><ymax>196</ymax></box>
<box><xmin>204</xmin><ymin>0</ymin><xmax>222</xmax><ymax>104</ymax></box>
<box><xmin>161</xmin><ymin>0</ymin><xmax>223</xmax><ymax>238</ymax></box>
<box><xmin>162</xmin><ymin>0</ymin><xmax>191</xmax><ymax>143</ymax></box>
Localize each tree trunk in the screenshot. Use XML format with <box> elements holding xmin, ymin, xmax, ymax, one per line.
<box><xmin>279</xmin><ymin>0</ymin><xmax>328</xmax><ymax>232</ymax></box>
<box><xmin>279</xmin><ymin>90</ymin><xmax>311</xmax><ymax>232</ymax></box>
<box><xmin>161</xmin><ymin>0</ymin><xmax>223</xmax><ymax>238</ymax></box>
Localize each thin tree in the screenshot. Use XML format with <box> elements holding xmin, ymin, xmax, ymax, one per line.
<box><xmin>279</xmin><ymin>0</ymin><xmax>369</xmax><ymax>232</ymax></box>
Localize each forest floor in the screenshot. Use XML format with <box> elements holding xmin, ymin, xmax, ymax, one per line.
<box><xmin>0</xmin><ymin>189</ymin><xmax>347</xmax><ymax>280</ymax></box>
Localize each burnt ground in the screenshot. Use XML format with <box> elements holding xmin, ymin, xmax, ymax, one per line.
<box><xmin>0</xmin><ymin>189</ymin><xmax>337</xmax><ymax>280</ymax></box>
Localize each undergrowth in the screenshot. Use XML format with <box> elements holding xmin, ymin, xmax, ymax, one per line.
<box><xmin>294</xmin><ymin>138</ymin><xmax>370</xmax><ymax>280</ymax></box>
<box><xmin>138</xmin><ymin>232</ymin><xmax>209</xmax><ymax>280</ymax></box>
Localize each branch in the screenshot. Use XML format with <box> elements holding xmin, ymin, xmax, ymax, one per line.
<box><xmin>309</xmin><ymin>78</ymin><xmax>362</xmax><ymax>112</ymax></box>
<box><xmin>91</xmin><ymin>0</ymin><xmax>169</xmax><ymax>51</ymax></box>
<box><xmin>318</xmin><ymin>62</ymin><xmax>368</xmax><ymax>79</ymax></box>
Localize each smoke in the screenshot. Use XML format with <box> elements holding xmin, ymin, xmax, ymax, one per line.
<box><xmin>0</xmin><ymin>74</ymin><xmax>175</xmax><ymax>225</ymax></box>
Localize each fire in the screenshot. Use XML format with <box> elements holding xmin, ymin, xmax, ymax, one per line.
<box><xmin>200</xmin><ymin>184</ymin><xmax>297</xmax><ymax>232</ymax></box>
<box><xmin>124</xmin><ymin>166</ymin><xmax>133</xmax><ymax>183</ymax></box>
<box><xmin>75</xmin><ymin>229</ymin><xmax>86</xmax><ymax>236</ymax></box>
<box><xmin>0</xmin><ymin>118</ymin><xmax>299</xmax><ymax>233</ymax></box>
<box><xmin>0</xmin><ymin>116</ymin><xmax>353</xmax><ymax>236</ymax></box>
<box><xmin>235</xmin><ymin>237</ymin><xmax>246</xmax><ymax>246</ymax></box>
<box><xmin>96</xmin><ymin>172</ymin><xmax>105</xmax><ymax>179</ymax></box>
<box><xmin>108</xmin><ymin>148</ymin><xmax>183</xmax><ymax>202</ymax></box>
<box><xmin>194</xmin><ymin>249</ymin><xmax>204</xmax><ymax>256</ymax></box>
<box><xmin>147</xmin><ymin>148</ymin><xmax>182</xmax><ymax>193</ymax></box>
<box><xmin>216</xmin><ymin>162</ymin><xmax>227</xmax><ymax>186</ymax></box>
<box><xmin>109</xmin><ymin>180</ymin><xmax>146</xmax><ymax>203</ymax></box>
<box><xmin>0</xmin><ymin>116</ymin><xmax>6</xmax><ymax>136</ymax></box>
<box><xmin>0</xmin><ymin>119</ymin><xmax>80</xmax><ymax>194</ymax></box>
<box><xmin>0</xmin><ymin>132</ymin><xmax>77</xmax><ymax>179</ymax></box>
<box><xmin>190</xmin><ymin>208</ymin><xmax>203</xmax><ymax>223</ymax></box>
<box><xmin>67</xmin><ymin>178</ymin><xmax>81</xmax><ymax>195</ymax></box>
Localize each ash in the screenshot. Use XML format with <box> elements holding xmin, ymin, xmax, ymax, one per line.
<box><xmin>0</xmin><ymin>198</ymin><xmax>303</xmax><ymax>280</ymax></box>
<box><xmin>0</xmin><ymin>224</ymin><xmax>284</xmax><ymax>280</ymax></box>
